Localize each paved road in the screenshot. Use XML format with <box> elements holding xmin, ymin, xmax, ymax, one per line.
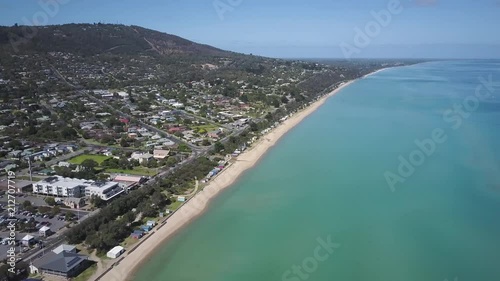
<box><xmin>16</xmin><ymin>148</ymin><xmax>87</xmax><ymax>177</ymax></box>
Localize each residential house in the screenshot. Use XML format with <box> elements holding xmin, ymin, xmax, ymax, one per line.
<box><xmin>207</xmin><ymin>130</ymin><xmax>222</xmax><ymax>139</ymax></box>
<box><xmin>130</xmin><ymin>152</ymin><xmax>153</xmax><ymax>164</ymax></box>
<box><xmin>153</xmin><ymin>149</ymin><xmax>170</xmax><ymax>160</ymax></box>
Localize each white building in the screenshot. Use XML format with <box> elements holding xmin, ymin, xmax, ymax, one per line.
<box><xmin>84</xmin><ymin>181</ymin><xmax>124</xmax><ymax>201</ymax></box>
<box><xmin>33</xmin><ymin>176</ymin><xmax>124</xmax><ymax>201</ymax></box>
<box><xmin>107</xmin><ymin>246</ymin><xmax>125</xmax><ymax>259</ymax></box>
<box><xmin>130</xmin><ymin>152</ymin><xmax>154</xmax><ymax>164</ymax></box>
<box><xmin>33</xmin><ymin>176</ymin><xmax>87</xmax><ymax>198</ymax></box>
<box><xmin>52</xmin><ymin>244</ymin><xmax>76</xmax><ymax>254</ymax></box>
<box><xmin>39</xmin><ymin>226</ymin><xmax>51</xmax><ymax>237</ymax></box>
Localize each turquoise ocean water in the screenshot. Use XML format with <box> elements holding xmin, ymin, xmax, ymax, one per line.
<box><xmin>134</xmin><ymin>61</ymin><xmax>500</xmax><ymax>281</ymax></box>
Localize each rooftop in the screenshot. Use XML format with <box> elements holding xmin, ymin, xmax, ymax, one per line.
<box><xmin>34</xmin><ymin>251</ymin><xmax>88</xmax><ymax>274</ymax></box>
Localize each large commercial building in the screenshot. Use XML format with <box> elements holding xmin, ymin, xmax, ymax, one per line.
<box><xmin>33</xmin><ymin>176</ymin><xmax>124</xmax><ymax>201</ymax></box>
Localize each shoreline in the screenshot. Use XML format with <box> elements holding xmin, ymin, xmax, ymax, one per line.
<box><xmin>99</xmin><ymin>68</ymin><xmax>387</xmax><ymax>281</ymax></box>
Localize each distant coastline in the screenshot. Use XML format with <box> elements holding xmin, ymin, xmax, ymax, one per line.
<box><xmin>96</xmin><ymin>67</ymin><xmax>392</xmax><ymax>281</ymax></box>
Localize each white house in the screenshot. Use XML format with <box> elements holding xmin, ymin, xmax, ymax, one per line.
<box><xmin>130</xmin><ymin>152</ymin><xmax>154</xmax><ymax>164</ymax></box>
<box><xmin>58</xmin><ymin>161</ymin><xmax>71</xmax><ymax>168</ymax></box>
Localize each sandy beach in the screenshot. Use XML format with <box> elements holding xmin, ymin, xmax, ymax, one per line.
<box><xmin>98</xmin><ymin>71</ymin><xmax>381</xmax><ymax>281</ymax></box>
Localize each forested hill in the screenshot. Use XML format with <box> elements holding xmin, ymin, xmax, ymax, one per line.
<box><xmin>0</xmin><ymin>23</ymin><xmax>232</xmax><ymax>57</ymax></box>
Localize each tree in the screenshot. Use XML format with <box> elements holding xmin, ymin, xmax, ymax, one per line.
<box><xmin>97</xmin><ymin>173</ymin><xmax>110</xmax><ymax>181</ymax></box>
<box><xmin>151</xmin><ymin>191</ymin><xmax>166</xmax><ymax>207</ymax></box>
<box><xmin>45</xmin><ymin>197</ymin><xmax>56</xmax><ymax>206</ymax></box>
<box><xmin>281</xmin><ymin>95</ymin><xmax>289</xmax><ymax>104</ymax></box>
<box><xmin>25</xmin><ymin>205</ymin><xmax>36</xmax><ymax>213</ymax></box>
<box><xmin>249</xmin><ymin>121</ymin><xmax>259</xmax><ymax>132</ymax></box>
<box><xmin>90</xmin><ymin>195</ymin><xmax>106</xmax><ymax>208</ymax></box>
<box><xmin>65</xmin><ymin>211</ymin><xmax>76</xmax><ymax>221</ymax></box>
<box><xmin>123</xmin><ymin>211</ymin><xmax>136</xmax><ymax>223</ymax></box>
<box><xmin>272</xmin><ymin>98</ymin><xmax>280</xmax><ymax>108</ymax></box>
<box><xmin>22</xmin><ymin>200</ymin><xmax>32</xmax><ymax>208</ymax></box>
<box><xmin>39</xmin><ymin>206</ymin><xmax>51</xmax><ymax>214</ymax></box>
<box><xmin>120</xmin><ymin>137</ymin><xmax>129</xmax><ymax>147</ymax></box>
<box><xmin>178</xmin><ymin>143</ymin><xmax>191</xmax><ymax>153</ymax></box>
<box><xmin>51</xmin><ymin>206</ymin><xmax>61</xmax><ymax>216</ymax></box>
<box><xmin>141</xmin><ymin>204</ymin><xmax>157</xmax><ymax>218</ymax></box>
<box><xmin>213</xmin><ymin>141</ymin><xmax>224</xmax><ymax>153</ymax></box>
<box><xmin>165</xmin><ymin>157</ymin><xmax>177</xmax><ymax>167</ymax></box>
<box><xmin>81</xmin><ymin>159</ymin><xmax>98</xmax><ymax>170</ymax></box>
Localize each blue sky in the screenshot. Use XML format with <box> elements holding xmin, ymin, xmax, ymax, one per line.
<box><xmin>0</xmin><ymin>0</ymin><xmax>499</xmax><ymax>58</ymax></box>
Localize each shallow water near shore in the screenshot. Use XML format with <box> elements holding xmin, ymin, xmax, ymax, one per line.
<box><xmin>134</xmin><ymin>61</ymin><xmax>500</xmax><ymax>281</ymax></box>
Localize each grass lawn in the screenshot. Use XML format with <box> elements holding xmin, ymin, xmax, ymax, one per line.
<box><xmin>73</xmin><ymin>264</ymin><xmax>97</xmax><ymax>281</ymax></box>
<box><xmin>121</xmin><ymin>236</ymin><xmax>139</xmax><ymax>248</ymax></box>
<box><xmin>105</xmin><ymin>167</ymin><xmax>158</xmax><ymax>176</ymax></box>
<box><xmin>69</xmin><ymin>154</ymin><xmax>111</xmax><ymax>165</ymax></box>
<box><xmin>17</xmin><ymin>176</ymin><xmax>42</xmax><ymax>181</ymax></box>
<box><xmin>167</xmin><ymin>201</ymin><xmax>183</xmax><ymax>211</ymax></box>
<box><xmin>142</xmin><ymin>217</ymin><xmax>158</xmax><ymax>223</ymax></box>
<box><xmin>192</xmin><ymin>124</ymin><xmax>218</xmax><ymax>133</ymax></box>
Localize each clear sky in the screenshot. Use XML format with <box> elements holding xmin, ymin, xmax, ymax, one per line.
<box><xmin>1</xmin><ymin>0</ymin><xmax>499</xmax><ymax>58</ymax></box>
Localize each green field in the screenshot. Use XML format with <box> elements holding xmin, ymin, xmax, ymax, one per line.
<box><xmin>69</xmin><ymin>154</ymin><xmax>112</xmax><ymax>165</ymax></box>
<box><xmin>192</xmin><ymin>124</ymin><xmax>219</xmax><ymax>133</ymax></box>
<box><xmin>167</xmin><ymin>200</ymin><xmax>183</xmax><ymax>211</ymax></box>
<box><xmin>106</xmin><ymin>167</ymin><xmax>158</xmax><ymax>176</ymax></box>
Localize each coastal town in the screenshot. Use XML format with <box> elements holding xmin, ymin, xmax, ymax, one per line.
<box><xmin>0</xmin><ymin>23</ymin><xmax>411</xmax><ymax>281</ymax></box>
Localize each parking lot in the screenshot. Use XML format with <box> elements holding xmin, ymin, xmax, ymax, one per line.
<box><xmin>0</xmin><ymin>195</ymin><xmax>90</xmax><ymax>259</ymax></box>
